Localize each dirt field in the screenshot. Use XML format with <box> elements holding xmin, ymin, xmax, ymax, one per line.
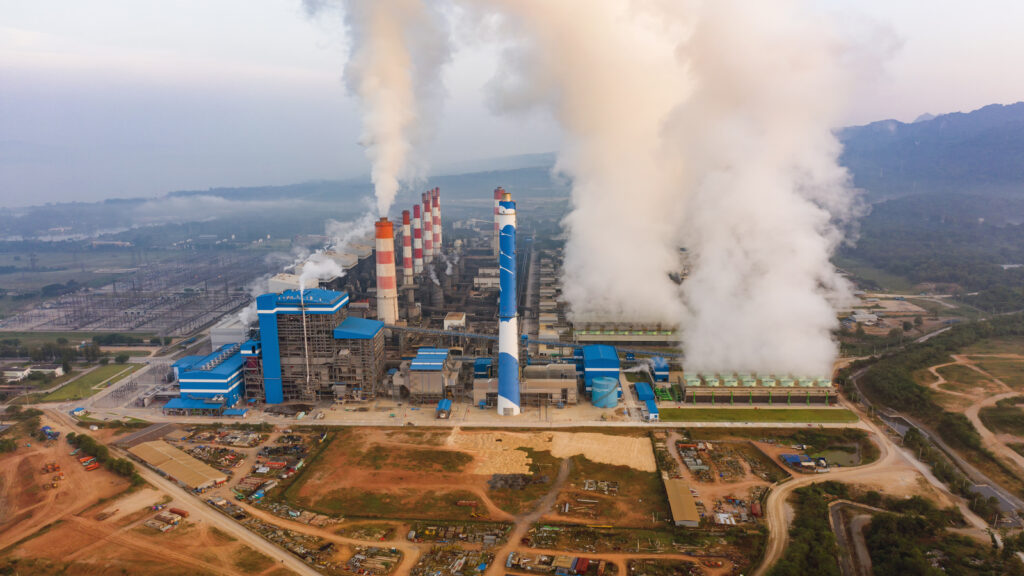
<box><xmin>0</xmin><ymin>415</ymin><xmax>290</xmax><ymax>576</ymax></box>
<box><xmin>285</xmin><ymin>428</ymin><xmax>656</xmax><ymax>522</ymax></box>
<box><xmin>542</xmin><ymin>454</ymin><xmax>668</xmax><ymax>527</ymax></box>
<box><xmin>447</xmin><ymin>428</ymin><xmax>657</xmax><ymax>474</ymax></box>
<box><xmin>286</xmin><ymin>427</ymin><xmax>514</xmax><ymax>521</ymax></box>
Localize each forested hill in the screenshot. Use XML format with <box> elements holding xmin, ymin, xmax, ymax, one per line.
<box><xmin>838</xmin><ymin>102</ymin><xmax>1024</xmax><ymax>199</ymax></box>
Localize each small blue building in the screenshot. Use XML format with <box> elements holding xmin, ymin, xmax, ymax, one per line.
<box><xmin>652</xmin><ymin>356</ymin><xmax>670</xmax><ymax>382</ymax></box>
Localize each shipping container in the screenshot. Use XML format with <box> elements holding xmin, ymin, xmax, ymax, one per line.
<box><xmin>169</xmin><ymin>507</ymin><xmax>190</xmax><ymax>518</ymax></box>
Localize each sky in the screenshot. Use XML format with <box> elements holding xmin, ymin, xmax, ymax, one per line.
<box><xmin>1</xmin><ymin>0</ymin><xmax>1023</xmax><ymax>207</ymax></box>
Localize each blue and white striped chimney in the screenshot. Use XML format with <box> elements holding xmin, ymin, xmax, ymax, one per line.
<box><xmin>497</xmin><ymin>190</ymin><xmax>520</xmax><ymax>415</ymax></box>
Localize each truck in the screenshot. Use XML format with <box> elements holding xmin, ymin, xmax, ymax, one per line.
<box><xmin>168</xmin><ymin>507</ymin><xmax>189</xmax><ymax>518</ymax></box>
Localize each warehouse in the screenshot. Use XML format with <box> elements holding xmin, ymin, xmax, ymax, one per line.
<box><xmin>663</xmin><ymin>477</ymin><xmax>700</xmax><ymax>527</ymax></box>
<box><xmin>128</xmin><ymin>440</ymin><xmax>227</xmax><ymax>490</ymax></box>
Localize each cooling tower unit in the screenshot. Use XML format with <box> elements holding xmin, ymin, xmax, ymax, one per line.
<box><xmin>412</xmin><ymin>204</ymin><xmax>424</xmax><ymax>274</ymax></box>
<box><xmin>375</xmin><ymin>218</ymin><xmax>399</xmax><ymax>325</ymax></box>
<box><xmin>431</xmin><ymin>187</ymin><xmax>442</xmax><ymax>255</ymax></box>
<box><xmin>591</xmin><ymin>376</ymin><xmax>619</xmax><ymax>408</ymax></box>
<box><xmin>401</xmin><ymin>210</ymin><xmax>413</xmax><ymax>287</ymax></box>
<box><xmin>497</xmin><ymin>190</ymin><xmax>520</xmax><ymax>415</ymax></box>
<box><xmin>422</xmin><ymin>192</ymin><xmax>433</xmax><ymax>264</ymax></box>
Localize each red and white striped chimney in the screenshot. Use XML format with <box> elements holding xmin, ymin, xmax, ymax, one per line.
<box><xmin>493</xmin><ymin>187</ymin><xmax>504</xmax><ymax>256</ymax></box>
<box><xmin>431</xmin><ymin>187</ymin><xmax>441</xmax><ymax>256</ymax></box>
<box><xmin>422</xmin><ymin>192</ymin><xmax>434</xmax><ymax>264</ymax></box>
<box><xmin>412</xmin><ymin>204</ymin><xmax>424</xmax><ymax>274</ymax></box>
<box><xmin>401</xmin><ymin>210</ymin><xmax>413</xmax><ymax>286</ymax></box>
<box><xmin>375</xmin><ymin>218</ymin><xmax>399</xmax><ymax>325</ymax></box>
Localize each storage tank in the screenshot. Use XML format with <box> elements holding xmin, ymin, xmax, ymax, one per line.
<box><xmin>592</xmin><ymin>376</ymin><xmax>619</xmax><ymax>408</ymax></box>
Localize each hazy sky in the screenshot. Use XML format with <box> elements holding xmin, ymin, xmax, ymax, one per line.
<box><xmin>2</xmin><ymin>0</ymin><xmax>1023</xmax><ymax>206</ymax></box>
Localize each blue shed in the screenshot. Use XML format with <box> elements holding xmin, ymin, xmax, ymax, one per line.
<box><xmin>635</xmin><ymin>381</ymin><xmax>655</xmax><ymax>402</ymax></box>
<box><xmin>652</xmin><ymin>357</ymin><xmax>670</xmax><ymax>382</ymax></box>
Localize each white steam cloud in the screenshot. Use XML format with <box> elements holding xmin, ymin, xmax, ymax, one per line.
<box><xmin>299</xmin><ymin>212</ymin><xmax>376</xmax><ymax>291</ymax></box>
<box><xmin>670</xmin><ymin>0</ymin><xmax>860</xmax><ymax>377</ymax></box>
<box><xmin>473</xmin><ymin>0</ymin><xmax>687</xmax><ymax>322</ymax></box>
<box><xmin>303</xmin><ymin>0</ymin><xmax>450</xmax><ymax>216</ymax></box>
<box><xmin>471</xmin><ymin>0</ymin><xmax>871</xmax><ymax>375</ymax></box>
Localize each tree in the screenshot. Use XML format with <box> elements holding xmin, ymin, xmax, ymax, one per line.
<box><xmin>914</xmin><ymin>315</ymin><xmax>923</xmax><ymax>327</ymax></box>
<box><xmin>99</xmin><ymin>357</ymin><xmax>109</xmax><ymax>365</ymax></box>
<box><xmin>902</xmin><ymin>321</ymin><xmax>914</xmax><ymax>332</ymax></box>
<box><xmin>855</xmin><ymin>324</ymin><xmax>866</xmax><ymax>338</ymax></box>
<box><xmin>115</xmin><ymin>353</ymin><xmax>129</xmax><ymax>364</ymax></box>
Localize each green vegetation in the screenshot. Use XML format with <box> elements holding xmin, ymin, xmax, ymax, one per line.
<box><xmin>311</xmin><ymin>488</ymin><xmax>482</xmax><ymax>520</ymax></box>
<box><xmin>979</xmin><ymin>404</ymin><xmax>1024</xmax><ymax>436</ymax></box>
<box><xmin>837</xmin><ymin>191</ymin><xmax>1024</xmax><ymax>313</ymax></box>
<box><xmin>659</xmin><ymin>408</ymin><xmax>858</xmax><ymax>423</ymax></box>
<box><xmin>936</xmin><ymin>364</ymin><xmax>989</xmax><ymax>388</ymax></box>
<box><xmin>832</xmin><ymin>256</ymin><xmax>918</xmax><ymax>292</ymax></box>
<box><xmin>973</xmin><ymin>358</ymin><xmax>1024</xmax><ymax>388</ymax></box>
<box><xmin>964</xmin><ymin>336</ymin><xmax>1024</xmax><ymax>355</ymax></box>
<box><xmin>356</xmin><ymin>446</ymin><xmax>472</xmax><ymax>473</ymax></box>
<box><xmin>867</xmin><ymin>511</ymin><xmax>1020</xmax><ymax>576</ymax></box>
<box><xmin>767</xmin><ymin>482</ymin><xmax>846</xmax><ymax>576</ymax></box>
<box><xmin>41</xmin><ymin>363</ymin><xmax>139</xmax><ymax>402</ymax></box>
<box><xmin>65</xmin><ymin>432</ymin><xmax>143</xmax><ymax>485</ymax></box>
<box><xmin>854</xmin><ymin>313</ymin><xmax>1024</xmax><ymax>437</ymax></box>
<box><xmin>564</xmin><ymin>453</ymin><xmax>668</xmax><ymax>526</ymax></box>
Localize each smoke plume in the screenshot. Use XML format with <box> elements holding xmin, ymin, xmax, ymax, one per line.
<box><xmin>472</xmin><ymin>0</ymin><xmax>867</xmax><ymax>375</ymax></box>
<box><xmin>303</xmin><ymin>0</ymin><xmax>450</xmax><ymax>216</ymax></box>
<box><xmin>299</xmin><ymin>212</ymin><xmax>376</xmax><ymax>291</ymax></box>
<box><xmin>473</xmin><ymin>0</ymin><xmax>688</xmax><ymax>322</ymax></box>
<box><xmin>669</xmin><ymin>0</ymin><xmax>859</xmax><ymax>377</ymax></box>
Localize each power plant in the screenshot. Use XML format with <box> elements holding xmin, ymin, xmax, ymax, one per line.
<box><xmin>159</xmin><ymin>184</ymin><xmax>834</xmax><ymax>419</ymax></box>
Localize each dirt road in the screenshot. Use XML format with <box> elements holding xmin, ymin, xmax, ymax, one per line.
<box><xmin>752</xmin><ymin>404</ymin><xmax>992</xmax><ymax>576</ymax></box>
<box><xmin>485</xmin><ymin>458</ymin><xmax>572</xmax><ymax>576</ymax></box>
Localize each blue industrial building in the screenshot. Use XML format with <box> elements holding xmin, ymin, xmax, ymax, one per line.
<box><xmin>167</xmin><ymin>343</ymin><xmax>245</xmax><ymax>413</ymax></box>
<box><xmin>244</xmin><ymin>289</ymin><xmax>385</xmax><ymax>404</ymax></box>
<box><xmin>581</xmin><ymin>345</ymin><xmax>620</xmax><ymax>393</ymax></box>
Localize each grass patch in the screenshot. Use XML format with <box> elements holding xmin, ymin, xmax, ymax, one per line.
<box><xmin>963</xmin><ymin>336</ymin><xmax>1024</xmax><ymax>355</ymax></box>
<box><xmin>979</xmin><ymin>405</ymin><xmax>1024</xmax><ymax>436</ymax></box>
<box><xmin>973</xmin><ymin>358</ymin><xmax>1024</xmax><ymax>388</ymax></box>
<box><xmin>40</xmin><ymin>363</ymin><xmax>140</xmax><ymax>402</ymax></box>
<box><xmin>0</xmin><ymin>331</ymin><xmax>153</xmax><ymax>348</ymax></box>
<box><xmin>659</xmin><ymin>408</ymin><xmax>858</xmax><ymax>423</ymax></box>
<box><xmin>832</xmin><ymin>257</ymin><xmax>917</xmax><ymax>292</ymax></box>
<box><xmin>935</xmin><ymin>364</ymin><xmax>989</xmax><ymax>389</ymax></box>
<box><xmin>560</xmin><ymin>454</ymin><xmax>668</xmax><ymax>526</ymax></box>
<box><xmin>357</xmin><ymin>446</ymin><xmax>472</xmax><ymax>472</ymax></box>
<box><xmin>233</xmin><ymin>546</ymin><xmax>274</xmax><ymax>572</ymax></box>
<box><xmin>311</xmin><ymin>488</ymin><xmax>483</xmax><ymax>520</ymax></box>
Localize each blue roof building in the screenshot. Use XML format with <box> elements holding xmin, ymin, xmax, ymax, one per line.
<box><xmin>635</xmin><ymin>381</ymin><xmax>655</xmax><ymax>402</ymax></box>
<box><xmin>333</xmin><ymin>316</ymin><xmax>384</xmax><ymax>340</ymax></box>
<box><xmin>582</xmin><ymin>345</ymin><xmax>620</xmax><ymax>392</ymax></box>
<box><xmin>175</xmin><ymin>343</ymin><xmax>245</xmax><ymax>407</ymax></box>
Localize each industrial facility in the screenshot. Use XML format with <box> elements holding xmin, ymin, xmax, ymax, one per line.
<box><xmin>154</xmin><ymin>185</ymin><xmax>837</xmax><ymax>416</ymax></box>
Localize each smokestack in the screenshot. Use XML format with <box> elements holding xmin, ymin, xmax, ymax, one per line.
<box><xmin>422</xmin><ymin>192</ymin><xmax>434</xmax><ymax>264</ymax></box>
<box><xmin>431</xmin><ymin>187</ymin><xmax>442</xmax><ymax>256</ymax></box>
<box><xmin>412</xmin><ymin>204</ymin><xmax>424</xmax><ymax>274</ymax></box>
<box><xmin>493</xmin><ymin>187</ymin><xmax>504</xmax><ymax>257</ymax></box>
<box><xmin>401</xmin><ymin>210</ymin><xmax>413</xmax><ymax>286</ymax></box>
<box><xmin>375</xmin><ymin>218</ymin><xmax>399</xmax><ymax>325</ymax></box>
<box><xmin>497</xmin><ymin>190</ymin><xmax>520</xmax><ymax>416</ymax></box>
